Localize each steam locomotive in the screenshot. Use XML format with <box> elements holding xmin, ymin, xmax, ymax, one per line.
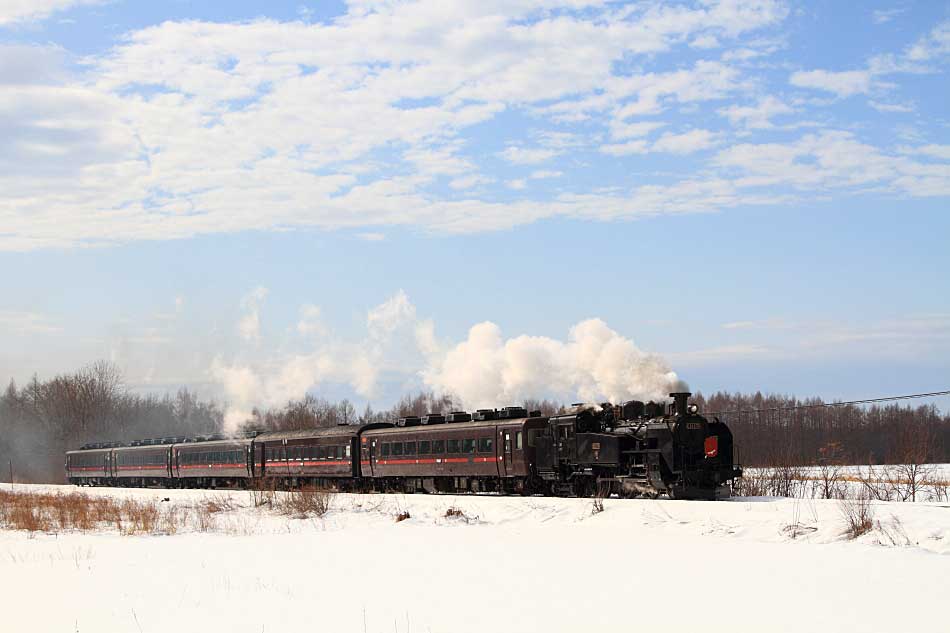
<box><xmin>67</xmin><ymin>392</ymin><xmax>742</xmax><ymax>500</ymax></box>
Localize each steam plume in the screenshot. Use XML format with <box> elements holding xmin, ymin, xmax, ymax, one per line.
<box><xmin>423</xmin><ymin>318</ymin><xmax>684</xmax><ymax>409</ymax></box>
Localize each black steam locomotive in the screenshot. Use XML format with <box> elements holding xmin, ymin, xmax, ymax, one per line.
<box><xmin>67</xmin><ymin>392</ymin><xmax>742</xmax><ymax>500</ymax></box>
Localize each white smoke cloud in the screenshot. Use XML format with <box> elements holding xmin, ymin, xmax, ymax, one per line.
<box><xmin>422</xmin><ymin>319</ymin><xmax>684</xmax><ymax>409</ymax></box>
<box><xmin>210</xmin><ymin>290</ymin><xmax>683</xmax><ymax>432</ymax></box>
<box><xmin>237</xmin><ymin>286</ymin><xmax>268</xmax><ymax>343</ymax></box>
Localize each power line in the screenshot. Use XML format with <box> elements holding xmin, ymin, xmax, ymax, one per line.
<box><xmin>706</xmin><ymin>389</ymin><xmax>950</xmax><ymax>417</ymax></box>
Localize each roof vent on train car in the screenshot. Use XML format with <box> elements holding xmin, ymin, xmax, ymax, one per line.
<box><xmin>529</xmin><ymin>410</ymin><xmax>542</xmax><ymax>417</ymax></box>
<box><xmin>422</xmin><ymin>413</ymin><xmax>446</xmax><ymax>425</ymax></box>
<box><xmin>622</xmin><ymin>400</ymin><xmax>645</xmax><ymax>420</ymax></box>
<box><xmin>472</xmin><ymin>409</ymin><xmax>497</xmax><ymax>421</ymax></box>
<box><xmin>398</xmin><ymin>416</ymin><xmax>422</xmax><ymax>427</ymax></box>
<box><xmin>446</xmin><ymin>411</ymin><xmax>472</xmax><ymax>423</ymax></box>
<box><xmin>643</xmin><ymin>401</ymin><xmax>663</xmax><ymax>418</ymax></box>
<box><xmin>497</xmin><ymin>406</ymin><xmax>528</xmax><ymax>419</ymax></box>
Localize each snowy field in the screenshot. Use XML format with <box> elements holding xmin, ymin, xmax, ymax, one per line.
<box><xmin>2</xmin><ymin>483</ymin><xmax>948</xmax><ymax>633</ymax></box>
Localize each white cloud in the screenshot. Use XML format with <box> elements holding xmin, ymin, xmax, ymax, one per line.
<box><xmin>607</xmin><ymin>120</ymin><xmax>665</xmax><ymax>141</ymax></box>
<box><xmin>529</xmin><ymin>170</ymin><xmax>562</xmax><ymax>179</ymax></box>
<box><xmin>872</xmin><ymin>8</ymin><xmax>906</xmax><ymax>25</ymax></box>
<box><xmin>719</xmin><ymin>95</ymin><xmax>794</xmax><ymax>129</ymax></box>
<box><xmin>357</xmin><ymin>232</ymin><xmax>386</xmax><ymax>241</ymax></box>
<box><xmin>714</xmin><ymin>130</ymin><xmax>950</xmax><ymax>196</ymax></box>
<box><xmin>507</xmin><ymin>179</ymin><xmax>527</xmax><ymax>190</ymax></box>
<box><xmin>599</xmin><ymin>139</ymin><xmax>649</xmax><ymax>156</ymax></box>
<box><xmin>498</xmin><ymin>146</ymin><xmax>561</xmax><ymax>165</ymax></box>
<box><xmin>690</xmin><ymin>34</ymin><xmax>720</xmax><ymax>49</ymax></box>
<box><xmin>0</xmin><ymin>0</ymin><xmax>104</xmax><ymax>25</ymax></box>
<box><xmin>868</xmin><ymin>100</ymin><xmax>914</xmax><ymax>113</ymax></box>
<box><xmin>652</xmin><ymin>129</ymin><xmax>719</xmax><ymax>154</ymax></box>
<box><xmin>2</xmin><ymin>1</ymin><xmax>947</xmax><ymax>252</ymax></box>
<box><xmin>905</xmin><ymin>20</ymin><xmax>950</xmax><ymax>62</ymax></box>
<box><xmin>900</xmin><ymin>144</ymin><xmax>950</xmax><ymax>160</ymax></box>
<box><xmin>789</xmin><ymin>69</ymin><xmax>873</xmax><ymax>98</ymax></box>
<box><xmin>448</xmin><ymin>174</ymin><xmax>494</xmax><ymax>190</ymax></box>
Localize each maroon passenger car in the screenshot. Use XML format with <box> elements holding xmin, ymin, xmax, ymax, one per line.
<box><xmin>112</xmin><ymin>444</ymin><xmax>172</xmax><ymax>486</ymax></box>
<box><xmin>360</xmin><ymin>412</ymin><xmax>548</xmax><ymax>493</ymax></box>
<box><xmin>173</xmin><ymin>438</ymin><xmax>254</xmax><ymax>487</ymax></box>
<box><xmin>65</xmin><ymin>447</ymin><xmax>113</xmax><ymax>485</ymax></box>
<box><xmin>254</xmin><ymin>427</ymin><xmax>363</xmax><ymax>487</ymax></box>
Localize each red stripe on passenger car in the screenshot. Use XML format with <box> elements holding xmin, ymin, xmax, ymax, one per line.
<box><xmin>374</xmin><ymin>456</ymin><xmax>497</xmax><ymax>465</ymax></box>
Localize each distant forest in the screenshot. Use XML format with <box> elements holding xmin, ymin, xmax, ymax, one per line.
<box><xmin>1</xmin><ymin>362</ymin><xmax>947</xmax><ymax>483</ymax></box>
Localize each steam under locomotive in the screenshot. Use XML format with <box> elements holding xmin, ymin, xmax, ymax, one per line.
<box><xmin>67</xmin><ymin>392</ymin><xmax>742</xmax><ymax>500</ymax></box>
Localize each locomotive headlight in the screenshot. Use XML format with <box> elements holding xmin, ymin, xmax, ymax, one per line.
<box><xmin>687</xmin><ymin>404</ymin><xmax>698</xmax><ymax>414</ymax></box>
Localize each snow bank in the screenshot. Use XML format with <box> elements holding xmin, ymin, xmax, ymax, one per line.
<box><xmin>1</xmin><ymin>484</ymin><xmax>947</xmax><ymax>633</ymax></box>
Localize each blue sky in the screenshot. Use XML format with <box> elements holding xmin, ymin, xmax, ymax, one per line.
<box><xmin>1</xmin><ymin>1</ymin><xmax>948</xmax><ymax>418</ymax></box>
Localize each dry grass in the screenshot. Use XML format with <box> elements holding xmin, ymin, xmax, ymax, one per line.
<box><xmin>275</xmin><ymin>487</ymin><xmax>332</xmax><ymax>518</ymax></box>
<box><xmin>443</xmin><ymin>506</ymin><xmax>477</xmax><ymax>523</ymax></box>
<box><xmin>0</xmin><ymin>488</ymin><xmax>167</xmax><ymax>536</ymax></box>
<box><xmin>394</xmin><ymin>510</ymin><xmax>411</xmax><ymax>523</ymax></box>
<box><xmin>838</xmin><ymin>493</ymin><xmax>875</xmax><ymax>539</ymax></box>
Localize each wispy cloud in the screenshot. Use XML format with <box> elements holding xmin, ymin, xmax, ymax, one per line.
<box><xmin>0</xmin><ymin>310</ymin><xmax>62</xmax><ymax>334</ymax></box>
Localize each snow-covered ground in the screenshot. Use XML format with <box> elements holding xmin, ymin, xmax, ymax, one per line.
<box><xmin>2</xmin><ymin>483</ymin><xmax>948</xmax><ymax>633</ymax></box>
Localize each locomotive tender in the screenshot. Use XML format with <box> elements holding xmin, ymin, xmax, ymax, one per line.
<box><xmin>66</xmin><ymin>392</ymin><xmax>742</xmax><ymax>500</ymax></box>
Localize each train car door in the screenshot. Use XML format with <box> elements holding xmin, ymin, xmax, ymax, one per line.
<box><xmin>501</xmin><ymin>428</ymin><xmax>513</xmax><ymax>477</ymax></box>
<box><xmin>360</xmin><ymin>437</ymin><xmax>372</xmax><ymax>477</ymax></box>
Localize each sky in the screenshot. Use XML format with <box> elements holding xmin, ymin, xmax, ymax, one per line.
<box><xmin>0</xmin><ymin>0</ymin><xmax>948</xmax><ymax>418</ymax></box>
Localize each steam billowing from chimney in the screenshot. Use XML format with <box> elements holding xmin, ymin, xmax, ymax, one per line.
<box><xmin>422</xmin><ymin>318</ymin><xmax>685</xmax><ymax>409</ymax></box>
<box><xmin>210</xmin><ymin>290</ymin><xmax>686</xmax><ymax>433</ymax></box>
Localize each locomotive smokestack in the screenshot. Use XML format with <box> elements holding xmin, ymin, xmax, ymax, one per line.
<box><xmin>670</xmin><ymin>392</ymin><xmax>691</xmax><ymax>417</ymax></box>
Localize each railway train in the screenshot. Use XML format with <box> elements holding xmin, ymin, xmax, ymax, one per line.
<box><xmin>66</xmin><ymin>392</ymin><xmax>743</xmax><ymax>500</ymax></box>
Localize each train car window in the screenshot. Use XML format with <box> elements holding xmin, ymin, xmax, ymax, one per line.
<box><xmin>462</xmin><ymin>439</ymin><xmax>475</xmax><ymax>454</ymax></box>
<box><xmin>381</xmin><ymin>443</ymin><xmax>390</xmax><ymax>457</ymax></box>
<box><xmin>345</xmin><ymin>445</ymin><xmax>351</xmax><ymax>458</ymax></box>
<box><xmin>433</xmin><ymin>439</ymin><xmax>445</xmax><ymax>454</ymax></box>
<box><xmin>516</xmin><ymin>432</ymin><xmax>523</xmax><ymax>450</ymax></box>
<box><xmin>478</xmin><ymin>437</ymin><xmax>493</xmax><ymax>453</ymax></box>
<box><xmin>404</xmin><ymin>442</ymin><xmax>416</xmax><ymax>455</ymax></box>
<box><xmin>527</xmin><ymin>430</ymin><xmax>539</xmax><ymax>448</ymax></box>
<box><xmin>392</xmin><ymin>442</ymin><xmax>404</xmax><ymax>456</ymax></box>
<box><xmin>447</xmin><ymin>439</ymin><xmax>461</xmax><ymax>454</ymax></box>
<box><xmin>332</xmin><ymin>446</ymin><xmax>342</xmax><ymax>459</ymax></box>
<box><xmin>418</xmin><ymin>441</ymin><xmax>431</xmax><ymax>454</ymax></box>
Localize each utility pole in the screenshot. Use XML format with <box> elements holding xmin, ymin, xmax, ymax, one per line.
<box><xmin>8</xmin><ymin>459</ymin><xmax>12</xmax><ymax>485</ymax></box>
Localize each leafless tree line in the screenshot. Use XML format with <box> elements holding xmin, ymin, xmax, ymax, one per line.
<box><xmin>2</xmin><ymin>363</ymin><xmax>947</xmax><ymax>485</ymax></box>
<box><xmin>692</xmin><ymin>391</ymin><xmax>950</xmax><ymax>468</ymax></box>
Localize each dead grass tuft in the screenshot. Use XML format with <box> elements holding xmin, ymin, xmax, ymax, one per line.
<box><xmin>276</xmin><ymin>487</ymin><xmax>332</xmax><ymax>518</ymax></box>
<box><xmin>394</xmin><ymin>510</ymin><xmax>411</xmax><ymax>523</ymax></box>
<box><xmin>838</xmin><ymin>493</ymin><xmax>875</xmax><ymax>539</ymax></box>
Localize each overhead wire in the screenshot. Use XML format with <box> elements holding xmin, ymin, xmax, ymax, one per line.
<box><xmin>705</xmin><ymin>389</ymin><xmax>950</xmax><ymax>417</ymax></box>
